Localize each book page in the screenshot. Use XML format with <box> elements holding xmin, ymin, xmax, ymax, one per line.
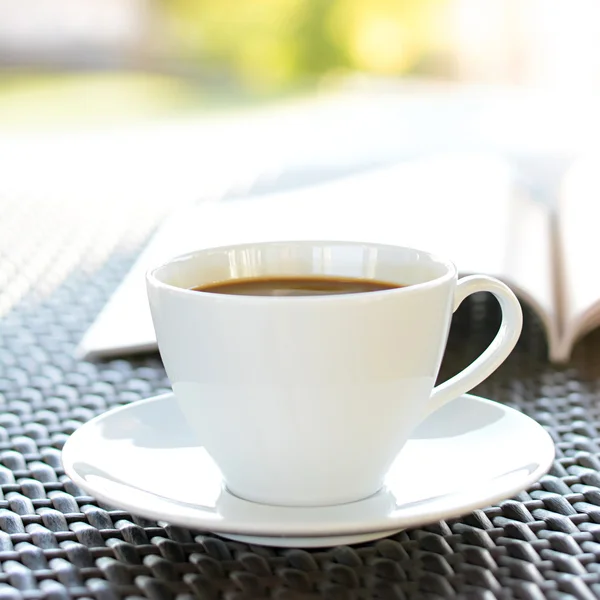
<box><xmin>555</xmin><ymin>154</ymin><xmax>600</xmax><ymax>361</ymax></box>
<box><xmin>77</xmin><ymin>153</ymin><xmax>553</xmax><ymax>360</ymax></box>
<box><xmin>503</xmin><ymin>190</ymin><xmax>557</xmax><ymax>358</ymax></box>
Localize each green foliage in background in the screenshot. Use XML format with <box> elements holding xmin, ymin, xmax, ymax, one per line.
<box><xmin>160</xmin><ymin>0</ymin><xmax>451</xmax><ymax>91</ymax></box>
<box><xmin>0</xmin><ymin>0</ymin><xmax>452</xmax><ymax>128</ymax></box>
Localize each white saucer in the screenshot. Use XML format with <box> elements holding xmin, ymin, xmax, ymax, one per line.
<box><xmin>62</xmin><ymin>393</ymin><xmax>554</xmax><ymax>548</ymax></box>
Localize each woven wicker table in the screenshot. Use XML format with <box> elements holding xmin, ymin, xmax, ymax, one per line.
<box><xmin>1</xmin><ymin>192</ymin><xmax>598</xmax><ymax>600</ymax></box>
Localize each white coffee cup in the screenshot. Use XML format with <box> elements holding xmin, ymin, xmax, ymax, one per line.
<box><xmin>147</xmin><ymin>241</ymin><xmax>522</xmax><ymax>507</ymax></box>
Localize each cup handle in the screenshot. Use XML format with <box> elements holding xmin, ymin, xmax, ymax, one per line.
<box><xmin>426</xmin><ymin>275</ymin><xmax>523</xmax><ymax>417</ymax></box>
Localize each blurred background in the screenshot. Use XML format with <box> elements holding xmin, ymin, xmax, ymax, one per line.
<box><xmin>1</xmin><ymin>0</ymin><xmax>600</xmax><ymax>203</ymax></box>
<box><xmin>2</xmin><ymin>0</ymin><xmax>600</xmax><ymax>123</ymax></box>
<box><xmin>2</xmin><ymin>0</ymin><xmax>600</xmax><ymax>346</ymax></box>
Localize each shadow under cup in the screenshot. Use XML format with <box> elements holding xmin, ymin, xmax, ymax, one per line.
<box><xmin>146</xmin><ymin>241</ymin><xmax>457</xmax><ymax>507</ymax></box>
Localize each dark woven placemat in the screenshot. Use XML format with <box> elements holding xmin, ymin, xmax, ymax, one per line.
<box><xmin>1</xmin><ymin>193</ymin><xmax>600</xmax><ymax>600</ymax></box>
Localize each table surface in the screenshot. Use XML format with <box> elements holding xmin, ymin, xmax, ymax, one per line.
<box><xmin>2</xmin><ymin>189</ymin><xmax>600</xmax><ymax>600</ymax></box>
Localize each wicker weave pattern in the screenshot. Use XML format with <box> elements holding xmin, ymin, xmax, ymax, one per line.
<box><xmin>0</xmin><ymin>194</ymin><xmax>598</xmax><ymax>599</ymax></box>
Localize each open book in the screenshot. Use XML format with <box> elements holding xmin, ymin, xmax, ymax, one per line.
<box><xmin>77</xmin><ymin>153</ymin><xmax>599</xmax><ymax>364</ymax></box>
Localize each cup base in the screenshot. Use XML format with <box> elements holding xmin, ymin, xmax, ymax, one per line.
<box><xmin>224</xmin><ymin>484</ymin><xmax>383</xmax><ymax>508</ymax></box>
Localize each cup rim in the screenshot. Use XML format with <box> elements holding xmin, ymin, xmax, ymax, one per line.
<box><xmin>146</xmin><ymin>240</ymin><xmax>457</xmax><ymax>302</ymax></box>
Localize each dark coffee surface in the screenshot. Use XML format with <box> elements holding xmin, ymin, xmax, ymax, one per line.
<box><xmin>193</xmin><ymin>275</ymin><xmax>401</xmax><ymax>296</ymax></box>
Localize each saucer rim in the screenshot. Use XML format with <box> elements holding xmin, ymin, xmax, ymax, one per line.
<box><xmin>62</xmin><ymin>392</ymin><xmax>555</xmax><ymax>538</ymax></box>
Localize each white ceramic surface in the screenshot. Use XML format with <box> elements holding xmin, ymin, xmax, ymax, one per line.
<box><xmin>146</xmin><ymin>241</ymin><xmax>523</xmax><ymax>506</ymax></box>
<box><xmin>62</xmin><ymin>392</ymin><xmax>554</xmax><ymax>548</ymax></box>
